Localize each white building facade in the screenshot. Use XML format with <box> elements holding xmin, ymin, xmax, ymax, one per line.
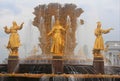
<box><xmin>104</xmin><ymin>41</ymin><xmax>120</xmax><ymax>66</ymax></box>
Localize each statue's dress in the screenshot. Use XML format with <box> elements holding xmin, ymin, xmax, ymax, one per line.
<box><xmin>5</xmin><ymin>26</ymin><xmax>21</xmax><ymax>49</ymax></box>
<box><xmin>94</xmin><ymin>28</ymin><xmax>110</xmax><ymax>50</ymax></box>
<box><xmin>48</xmin><ymin>25</ymin><xmax>65</xmax><ymax>54</ymax></box>
<box><xmin>51</xmin><ymin>26</ymin><xmax>64</xmax><ymax>54</ymax></box>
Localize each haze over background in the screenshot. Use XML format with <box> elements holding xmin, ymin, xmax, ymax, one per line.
<box><xmin>0</xmin><ymin>0</ymin><xmax>120</xmax><ymax>63</ymax></box>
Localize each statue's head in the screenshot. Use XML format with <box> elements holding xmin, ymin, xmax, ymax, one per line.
<box><xmin>97</xmin><ymin>21</ymin><xmax>101</xmax><ymax>28</ymax></box>
<box><xmin>12</xmin><ymin>21</ymin><xmax>17</xmax><ymax>26</ymax></box>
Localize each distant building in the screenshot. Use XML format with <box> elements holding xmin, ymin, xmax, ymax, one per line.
<box><xmin>104</xmin><ymin>41</ymin><xmax>120</xmax><ymax>66</ymax></box>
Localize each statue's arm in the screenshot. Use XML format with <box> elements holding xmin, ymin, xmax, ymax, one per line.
<box><xmin>4</xmin><ymin>26</ymin><xmax>10</xmax><ymax>34</ymax></box>
<box><xmin>48</xmin><ymin>31</ymin><xmax>52</xmax><ymax>36</ymax></box>
<box><xmin>48</xmin><ymin>27</ymin><xmax>54</xmax><ymax>36</ymax></box>
<box><xmin>18</xmin><ymin>22</ymin><xmax>24</xmax><ymax>30</ymax></box>
<box><xmin>102</xmin><ymin>28</ymin><xmax>113</xmax><ymax>34</ymax></box>
<box><xmin>61</xmin><ymin>26</ymin><xmax>66</xmax><ymax>31</ymax></box>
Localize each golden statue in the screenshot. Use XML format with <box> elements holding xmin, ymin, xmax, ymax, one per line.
<box><xmin>93</xmin><ymin>21</ymin><xmax>113</xmax><ymax>53</ymax></box>
<box><xmin>48</xmin><ymin>20</ymin><xmax>67</xmax><ymax>55</ymax></box>
<box><xmin>4</xmin><ymin>21</ymin><xmax>24</xmax><ymax>56</ymax></box>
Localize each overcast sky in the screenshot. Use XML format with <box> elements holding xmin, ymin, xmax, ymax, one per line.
<box><xmin>0</xmin><ymin>0</ymin><xmax>120</xmax><ymax>63</ymax></box>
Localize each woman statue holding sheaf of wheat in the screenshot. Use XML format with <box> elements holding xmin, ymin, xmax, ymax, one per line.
<box><xmin>48</xmin><ymin>19</ymin><xmax>68</xmax><ymax>55</ymax></box>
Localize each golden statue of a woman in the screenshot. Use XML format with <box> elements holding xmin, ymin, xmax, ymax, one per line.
<box><xmin>94</xmin><ymin>21</ymin><xmax>113</xmax><ymax>53</ymax></box>
<box><xmin>48</xmin><ymin>20</ymin><xmax>67</xmax><ymax>55</ymax></box>
<box><xmin>4</xmin><ymin>21</ymin><xmax>24</xmax><ymax>56</ymax></box>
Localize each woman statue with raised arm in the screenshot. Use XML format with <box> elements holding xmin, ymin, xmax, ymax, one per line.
<box><xmin>4</xmin><ymin>21</ymin><xmax>24</xmax><ymax>56</ymax></box>
<box><xmin>94</xmin><ymin>21</ymin><xmax>113</xmax><ymax>54</ymax></box>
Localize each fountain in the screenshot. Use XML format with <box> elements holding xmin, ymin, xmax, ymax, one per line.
<box><xmin>0</xmin><ymin>3</ymin><xmax>120</xmax><ymax>81</ymax></box>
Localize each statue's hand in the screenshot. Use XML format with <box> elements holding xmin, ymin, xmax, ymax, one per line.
<box><xmin>21</xmin><ymin>22</ymin><xmax>24</xmax><ymax>25</ymax></box>
<box><xmin>109</xmin><ymin>28</ymin><xmax>114</xmax><ymax>31</ymax></box>
<box><xmin>110</xmin><ymin>28</ymin><xmax>114</xmax><ymax>30</ymax></box>
<box><xmin>4</xmin><ymin>26</ymin><xmax>7</xmax><ymax>29</ymax></box>
<box><xmin>19</xmin><ymin>22</ymin><xmax>24</xmax><ymax>29</ymax></box>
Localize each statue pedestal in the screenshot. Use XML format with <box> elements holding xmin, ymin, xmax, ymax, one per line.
<box><xmin>93</xmin><ymin>54</ymin><xmax>104</xmax><ymax>74</ymax></box>
<box><xmin>8</xmin><ymin>55</ymin><xmax>19</xmax><ymax>73</ymax></box>
<box><xmin>52</xmin><ymin>55</ymin><xmax>63</xmax><ymax>74</ymax></box>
